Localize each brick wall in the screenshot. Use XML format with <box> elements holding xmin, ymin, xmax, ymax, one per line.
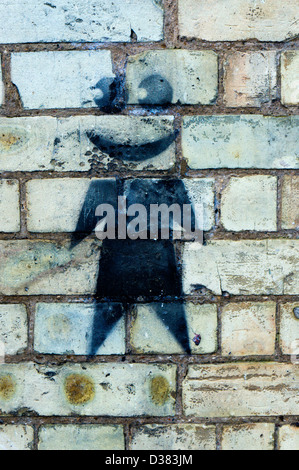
<box><xmin>0</xmin><ymin>0</ymin><xmax>298</xmax><ymax>451</ymax></box>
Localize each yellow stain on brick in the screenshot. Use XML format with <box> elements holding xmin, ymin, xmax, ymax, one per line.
<box><xmin>150</xmin><ymin>376</ymin><xmax>170</xmax><ymax>406</ymax></box>
<box><xmin>64</xmin><ymin>374</ymin><xmax>95</xmax><ymax>405</ymax></box>
<box><xmin>0</xmin><ymin>374</ymin><xmax>16</xmax><ymax>401</ymax></box>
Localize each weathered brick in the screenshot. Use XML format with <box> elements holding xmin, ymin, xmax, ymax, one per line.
<box><xmin>27</xmin><ymin>177</ymin><xmax>214</xmax><ymax>233</ymax></box>
<box><xmin>278</xmin><ymin>425</ymin><xmax>299</xmax><ymax>451</ymax></box>
<box><xmin>0</xmin><ymin>425</ymin><xmax>34</xmax><ymax>451</ymax></box>
<box><xmin>281</xmin><ymin>52</ymin><xmax>299</xmax><ymax>106</ymax></box>
<box><xmin>34</xmin><ymin>303</ymin><xmax>125</xmax><ymax>355</ymax></box>
<box><xmin>222</xmin><ymin>424</ymin><xmax>275</xmax><ymax>450</ymax></box>
<box><xmin>38</xmin><ymin>425</ymin><xmax>124</xmax><ymax>450</ymax></box>
<box><xmin>11</xmin><ymin>51</ymin><xmax>115</xmax><ymax>109</ymax></box>
<box><xmin>221</xmin><ymin>176</ymin><xmax>277</xmax><ymax>231</ymax></box>
<box><xmin>0</xmin><ymin>56</ymin><xmax>3</xmax><ymax>107</ymax></box>
<box><xmin>0</xmin><ymin>180</ymin><xmax>20</xmax><ymax>232</ymax></box>
<box><xmin>0</xmin><ymin>305</ymin><xmax>28</xmax><ymax>356</ymax></box>
<box><xmin>183</xmin><ymin>363</ymin><xmax>299</xmax><ymax>417</ymax></box>
<box><xmin>183</xmin><ymin>240</ymin><xmax>298</xmax><ymax>296</ymax></box>
<box><xmin>130</xmin><ymin>303</ymin><xmax>218</xmax><ymax>355</ymax></box>
<box><xmin>0</xmin><ymin>363</ymin><xmax>176</xmax><ymax>416</ymax></box>
<box><xmin>281</xmin><ymin>175</ymin><xmax>299</xmax><ymax>230</ymax></box>
<box><xmin>0</xmin><ymin>116</ymin><xmax>175</xmax><ymax>172</ymax></box>
<box><xmin>131</xmin><ymin>424</ymin><xmax>216</xmax><ymax>450</ymax></box>
<box><xmin>221</xmin><ymin>302</ymin><xmax>276</xmax><ymax>356</ymax></box>
<box><xmin>0</xmin><ymin>0</ymin><xmax>164</xmax><ymax>43</ymax></box>
<box><xmin>126</xmin><ymin>50</ymin><xmax>218</xmax><ymax>105</ymax></box>
<box><xmin>224</xmin><ymin>52</ymin><xmax>277</xmax><ymax>107</ymax></box>
<box><xmin>27</xmin><ymin>178</ymin><xmax>106</xmax><ymax>233</ymax></box>
<box><xmin>178</xmin><ymin>0</ymin><xmax>299</xmax><ymax>41</ymax></box>
<box><xmin>280</xmin><ymin>303</ymin><xmax>299</xmax><ymax>355</ymax></box>
<box><xmin>0</xmin><ymin>239</ymin><xmax>100</xmax><ymax>296</ymax></box>
<box><xmin>182</xmin><ymin>115</ymin><xmax>299</xmax><ymax>169</ymax></box>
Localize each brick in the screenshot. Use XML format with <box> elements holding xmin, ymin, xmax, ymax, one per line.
<box><xmin>130</xmin><ymin>303</ymin><xmax>218</xmax><ymax>355</ymax></box>
<box><xmin>221</xmin><ymin>302</ymin><xmax>276</xmax><ymax>356</ymax></box>
<box><xmin>11</xmin><ymin>51</ymin><xmax>115</xmax><ymax>109</ymax></box>
<box><xmin>182</xmin><ymin>115</ymin><xmax>299</xmax><ymax>169</ymax></box>
<box><xmin>38</xmin><ymin>425</ymin><xmax>124</xmax><ymax>450</ymax></box>
<box><xmin>281</xmin><ymin>175</ymin><xmax>299</xmax><ymax>230</ymax></box>
<box><xmin>0</xmin><ymin>363</ymin><xmax>176</xmax><ymax>416</ymax></box>
<box><xmin>126</xmin><ymin>50</ymin><xmax>218</xmax><ymax>105</ymax></box>
<box><xmin>178</xmin><ymin>0</ymin><xmax>299</xmax><ymax>42</ymax></box>
<box><xmin>27</xmin><ymin>178</ymin><xmax>108</xmax><ymax>233</ymax></box>
<box><xmin>183</xmin><ymin>239</ymin><xmax>298</xmax><ymax>296</ymax></box>
<box><xmin>222</xmin><ymin>424</ymin><xmax>275</xmax><ymax>450</ymax></box>
<box><xmin>183</xmin><ymin>362</ymin><xmax>299</xmax><ymax>417</ymax></box>
<box><xmin>221</xmin><ymin>176</ymin><xmax>277</xmax><ymax>231</ymax></box>
<box><xmin>123</xmin><ymin>177</ymin><xmax>215</xmax><ymax>232</ymax></box>
<box><xmin>0</xmin><ymin>305</ymin><xmax>28</xmax><ymax>356</ymax></box>
<box><xmin>278</xmin><ymin>425</ymin><xmax>299</xmax><ymax>450</ymax></box>
<box><xmin>0</xmin><ymin>239</ymin><xmax>100</xmax><ymax>296</ymax></box>
<box><xmin>131</xmin><ymin>424</ymin><xmax>216</xmax><ymax>450</ymax></box>
<box><xmin>0</xmin><ymin>180</ymin><xmax>20</xmax><ymax>232</ymax></box>
<box><xmin>34</xmin><ymin>303</ymin><xmax>125</xmax><ymax>355</ymax></box>
<box><xmin>27</xmin><ymin>177</ymin><xmax>214</xmax><ymax>233</ymax></box>
<box><xmin>224</xmin><ymin>52</ymin><xmax>277</xmax><ymax>107</ymax></box>
<box><xmin>0</xmin><ymin>56</ymin><xmax>3</xmax><ymax>107</ymax></box>
<box><xmin>280</xmin><ymin>303</ymin><xmax>299</xmax><ymax>355</ymax></box>
<box><xmin>281</xmin><ymin>52</ymin><xmax>299</xmax><ymax>106</ymax></box>
<box><xmin>0</xmin><ymin>425</ymin><xmax>34</xmax><ymax>451</ymax></box>
<box><xmin>0</xmin><ymin>116</ymin><xmax>175</xmax><ymax>172</ymax></box>
<box><xmin>0</xmin><ymin>0</ymin><xmax>164</xmax><ymax>44</ymax></box>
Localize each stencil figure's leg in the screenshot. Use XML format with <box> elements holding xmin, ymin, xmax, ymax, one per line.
<box><xmin>89</xmin><ymin>303</ymin><xmax>124</xmax><ymax>356</ymax></box>
<box><xmin>152</xmin><ymin>302</ymin><xmax>191</xmax><ymax>355</ymax></box>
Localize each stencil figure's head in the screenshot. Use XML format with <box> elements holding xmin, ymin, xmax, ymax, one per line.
<box><xmin>88</xmin><ymin>75</ymin><xmax>175</xmax><ymax>163</ymax></box>
<box><xmin>138</xmin><ymin>74</ymin><xmax>173</xmax><ymax>105</ymax></box>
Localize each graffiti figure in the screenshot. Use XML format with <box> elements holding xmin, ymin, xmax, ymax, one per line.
<box><xmin>71</xmin><ymin>77</ymin><xmax>199</xmax><ymax>355</ymax></box>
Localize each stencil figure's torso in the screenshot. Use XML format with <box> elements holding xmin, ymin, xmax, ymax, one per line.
<box><xmin>74</xmin><ymin>179</ymin><xmax>194</xmax><ymax>301</ymax></box>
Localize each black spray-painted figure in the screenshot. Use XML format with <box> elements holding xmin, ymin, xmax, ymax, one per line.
<box><xmin>71</xmin><ymin>76</ymin><xmax>198</xmax><ymax>355</ymax></box>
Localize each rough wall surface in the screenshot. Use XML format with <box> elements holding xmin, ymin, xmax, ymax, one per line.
<box><xmin>0</xmin><ymin>0</ymin><xmax>298</xmax><ymax>451</ymax></box>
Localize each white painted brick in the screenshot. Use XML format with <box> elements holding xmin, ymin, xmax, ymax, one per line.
<box><xmin>280</xmin><ymin>303</ymin><xmax>299</xmax><ymax>355</ymax></box>
<box><xmin>182</xmin><ymin>115</ymin><xmax>299</xmax><ymax>169</ymax></box>
<box><xmin>0</xmin><ymin>425</ymin><xmax>34</xmax><ymax>451</ymax></box>
<box><xmin>38</xmin><ymin>425</ymin><xmax>124</xmax><ymax>450</ymax></box>
<box><xmin>224</xmin><ymin>52</ymin><xmax>278</xmax><ymax>107</ymax></box>
<box><xmin>34</xmin><ymin>303</ymin><xmax>125</xmax><ymax>355</ymax></box>
<box><xmin>27</xmin><ymin>178</ymin><xmax>108</xmax><ymax>233</ymax></box>
<box><xmin>0</xmin><ymin>56</ymin><xmax>3</xmax><ymax>107</ymax></box>
<box><xmin>0</xmin><ymin>363</ymin><xmax>176</xmax><ymax>416</ymax></box>
<box><xmin>221</xmin><ymin>302</ymin><xmax>276</xmax><ymax>356</ymax></box>
<box><xmin>183</xmin><ymin>362</ymin><xmax>299</xmax><ymax>417</ymax></box>
<box><xmin>221</xmin><ymin>176</ymin><xmax>277</xmax><ymax>231</ymax></box>
<box><xmin>126</xmin><ymin>50</ymin><xmax>218</xmax><ymax>105</ymax></box>
<box><xmin>281</xmin><ymin>175</ymin><xmax>299</xmax><ymax>230</ymax></box>
<box><xmin>281</xmin><ymin>52</ymin><xmax>299</xmax><ymax>106</ymax></box>
<box><xmin>0</xmin><ymin>239</ymin><xmax>101</xmax><ymax>296</ymax></box>
<box><xmin>11</xmin><ymin>51</ymin><xmax>115</xmax><ymax>109</ymax></box>
<box><xmin>183</xmin><ymin>178</ymin><xmax>215</xmax><ymax>231</ymax></box>
<box><xmin>130</xmin><ymin>303</ymin><xmax>218</xmax><ymax>355</ymax></box>
<box><xmin>0</xmin><ymin>304</ymin><xmax>28</xmax><ymax>356</ymax></box>
<box><xmin>0</xmin><ymin>180</ymin><xmax>20</xmax><ymax>232</ymax></box>
<box><xmin>278</xmin><ymin>425</ymin><xmax>299</xmax><ymax>450</ymax></box>
<box><xmin>183</xmin><ymin>240</ymin><xmax>299</xmax><ymax>296</ymax></box>
<box><xmin>178</xmin><ymin>0</ymin><xmax>299</xmax><ymax>41</ymax></box>
<box><xmin>222</xmin><ymin>424</ymin><xmax>275</xmax><ymax>450</ymax></box>
<box><xmin>131</xmin><ymin>424</ymin><xmax>216</xmax><ymax>450</ymax></box>
<box><xmin>0</xmin><ymin>0</ymin><xmax>164</xmax><ymax>43</ymax></box>
<box><xmin>0</xmin><ymin>116</ymin><xmax>175</xmax><ymax>172</ymax></box>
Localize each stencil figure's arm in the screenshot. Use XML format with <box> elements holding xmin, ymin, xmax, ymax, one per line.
<box><xmin>70</xmin><ymin>180</ymin><xmax>117</xmax><ymax>249</ymax></box>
